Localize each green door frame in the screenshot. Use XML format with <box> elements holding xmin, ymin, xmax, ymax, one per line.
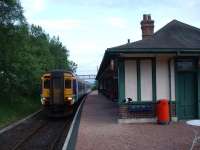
<box><xmin>197</xmin><ymin>58</ymin><xmax>200</xmax><ymax>118</ymax></box>
<box><xmin>175</xmin><ymin>57</ymin><xmax>198</xmax><ymax>120</ymax></box>
<box><xmin>118</xmin><ymin>59</ymin><xmax>125</xmax><ymax>104</ymax></box>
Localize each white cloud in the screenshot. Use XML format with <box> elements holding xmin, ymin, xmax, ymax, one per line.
<box><xmin>108</xmin><ymin>17</ymin><xmax>128</xmax><ymax>29</ymax></box>
<box><xmin>21</xmin><ymin>0</ymin><xmax>46</xmax><ymax>16</ymax></box>
<box><xmin>30</xmin><ymin>19</ymin><xmax>81</xmax><ymax>30</ymax></box>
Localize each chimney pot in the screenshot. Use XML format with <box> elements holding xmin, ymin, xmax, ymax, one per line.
<box><xmin>143</xmin><ymin>14</ymin><xmax>148</xmax><ymax>21</ymax></box>
<box><xmin>147</xmin><ymin>15</ymin><xmax>151</xmax><ymax>20</ymax></box>
<box><xmin>141</xmin><ymin>14</ymin><xmax>154</xmax><ymax>40</ymax></box>
<box><xmin>127</xmin><ymin>39</ymin><xmax>130</xmax><ymax>44</ymax></box>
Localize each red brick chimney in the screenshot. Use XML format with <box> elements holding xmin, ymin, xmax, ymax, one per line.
<box><xmin>141</xmin><ymin>14</ymin><xmax>154</xmax><ymax>39</ymax></box>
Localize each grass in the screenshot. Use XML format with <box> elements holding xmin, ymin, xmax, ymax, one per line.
<box><xmin>0</xmin><ymin>97</ymin><xmax>41</xmax><ymax>128</ymax></box>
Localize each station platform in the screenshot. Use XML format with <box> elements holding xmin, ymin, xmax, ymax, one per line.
<box><xmin>75</xmin><ymin>91</ymin><xmax>199</xmax><ymax>150</ymax></box>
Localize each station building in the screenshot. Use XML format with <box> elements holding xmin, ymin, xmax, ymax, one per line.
<box><xmin>96</xmin><ymin>14</ymin><xmax>200</xmax><ymax>123</ymax></box>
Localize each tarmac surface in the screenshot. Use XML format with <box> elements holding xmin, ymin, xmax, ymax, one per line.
<box><xmin>75</xmin><ymin>91</ymin><xmax>200</xmax><ymax>150</ymax></box>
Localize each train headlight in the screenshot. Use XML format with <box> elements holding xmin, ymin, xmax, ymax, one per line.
<box><xmin>41</xmin><ymin>97</ymin><xmax>46</xmax><ymax>104</ymax></box>
<box><xmin>67</xmin><ymin>97</ymin><xmax>72</xmax><ymax>100</ymax></box>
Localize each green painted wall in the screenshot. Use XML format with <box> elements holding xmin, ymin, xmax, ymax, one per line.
<box><xmin>136</xmin><ymin>60</ymin><xmax>141</xmax><ymax>101</ymax></box>
<box><xmin>198</xmin><ymin>58</ymin><xmax>200</xmax><ymax>118</ymax></box>
<box><xmin>152</xmin><ymin>58</ymin><xmax>157</xmax><ymax>102</ymax></box>
<box><xmin>118</xmin><ymin>59</ymin><xmax>125</xmax><ymax>104</ymax></box>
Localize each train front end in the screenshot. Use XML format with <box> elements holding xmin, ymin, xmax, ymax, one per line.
<box><xmin>41</xmin><ymin>71</ymin><xmax>76</xmax><ymax>117</ymax></box>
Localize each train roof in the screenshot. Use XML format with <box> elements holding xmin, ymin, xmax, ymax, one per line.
<box><xmin>43</xmin><ymin>70</ymin><xmax>91</xmax><ymax>85</ymax></box>
<box><xmin>45</xmin><ymin>69</ymin><xmax>75</xmax><ymax>76</ymax></box>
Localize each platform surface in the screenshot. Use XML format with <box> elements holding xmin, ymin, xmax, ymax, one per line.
<box><xmin>75</xmin><ymin>91</ymin><xmax>200</xmax><ymax>150</ymax></box>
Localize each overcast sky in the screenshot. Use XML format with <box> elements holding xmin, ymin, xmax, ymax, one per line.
<box><xmin>20</xmin><ymin>0</ymin><xmax>200</xmax><ymax>75</ymax></box>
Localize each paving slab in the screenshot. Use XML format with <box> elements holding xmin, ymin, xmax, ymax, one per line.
<box><xmin>75</xmin><ymin>91</ymin><xmax>200</xmax><ymax>150</ymax></box>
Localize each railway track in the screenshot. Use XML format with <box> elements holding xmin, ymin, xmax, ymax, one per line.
<box><xmin>0</xmin><ymin>96</ymin><xmax>86</xmax><ymax>150</ymax></box>
<box><xmin>0</xmin><ymin>110</ymin><xmax>73</xmax><ymax>150</ymax></box>
<box><xmin>8</xmin><ymin>116</ymin><xmax>72</xmax><ymax>150</ymax></box>
<box><xmin>12</xmin><ymin>121</ymin><xmax>48</xmax><ymax>150</ymax></box>
<box><xmin>48</xmin><ymin>120</ymin><xmax>71</xmax><ymax>150</ymax></box>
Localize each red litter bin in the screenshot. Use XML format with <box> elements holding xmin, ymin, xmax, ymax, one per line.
<box><xmin>156</xmin><ymin>99</ymin><xmax>170</xmax><ymax>124</ymax></box>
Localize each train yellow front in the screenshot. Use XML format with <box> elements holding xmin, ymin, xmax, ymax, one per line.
<box><xmin>41</xmin><ymin>70</ymin><xmax>90</xmax><ymax>116</ymax></box>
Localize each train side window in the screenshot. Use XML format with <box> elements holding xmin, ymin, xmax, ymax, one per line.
<box><xmin>44</xmin><ymin>80</ymin><xmax>50</xmax><ymax>89</ymax></box>
<box><xmin>73</xmin><ymin>80</ymin><xmax>77</xmax><ymax>94</ymax></box>
<box><xmin>65</xmin><ymin>79</ymin><xmax>71</xmax><ymax>89</ymax></box>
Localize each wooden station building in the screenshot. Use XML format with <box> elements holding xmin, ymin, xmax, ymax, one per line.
<box><xmin>96</xmin><ymin>14</ymin><xmax>200</xmax><ymax>123</ymax></box>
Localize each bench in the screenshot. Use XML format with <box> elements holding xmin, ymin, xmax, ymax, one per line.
<box><xmin>128</xmin><ymin>104</ymin><xmax>153</xmax><ymax>113</ymax></box>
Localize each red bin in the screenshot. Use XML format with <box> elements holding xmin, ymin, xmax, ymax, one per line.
<box><xmin>156</xmin><ymin>99</ymin><xmax>170</xmax><ymax>124</ymax></box>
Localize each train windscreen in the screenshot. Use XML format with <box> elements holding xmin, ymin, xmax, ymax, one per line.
<box><xmin>65</xmin><ymin>79</ymin><xmax>71</xmax><ymax>89</ymax></box>
<box><xmin>44</xmin><ymin>79</ymin><xmax>50</xmax><ymax>89</ymax></box>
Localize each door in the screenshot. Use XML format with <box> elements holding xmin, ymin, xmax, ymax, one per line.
<box><xmin>51</xmin><ymin>76</ymin><xmax>64</xmax><ymax>105</ymax></box>
<box><xmin>176</xmin><ymin>59</ymin><xmax>197</xmax><ymax>119</ymax></box>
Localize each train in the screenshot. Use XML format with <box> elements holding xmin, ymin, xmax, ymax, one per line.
<box><xmin>40</xmin><ymin>70</ymin><xmax>91</xmax><ymax>117</ymax></box>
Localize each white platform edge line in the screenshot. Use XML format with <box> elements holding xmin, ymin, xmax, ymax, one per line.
<box><xmin>62</xmin><ymin>96</ymin><xmax>87</xmax><ymax>150</ymax></box>
<box><xmin>0</xmin><ymin>109</ymin><xmax>42</xmax><ymax>134</ymax></box>
<box><xmin>118</xmin><ymin>118</ymin><xmax>157</xmax><ymax>124</ymax></box>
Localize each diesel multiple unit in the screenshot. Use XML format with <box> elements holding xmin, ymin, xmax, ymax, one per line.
<box><xmin>41</xmin><ymin>70</ymin><xmax>90</xmax><ymax>116</ymax></box>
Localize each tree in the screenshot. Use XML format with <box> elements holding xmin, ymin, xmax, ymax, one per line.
<box><xmin>0</xmin><ymin>0</ymin><xmax>77</xmax><ymax>100</ymax></box>
<box><xmin>68</xmin><ymin>61</ymin><xmax>77</xmax><ymax>73</ymax></box>
<box><xmin>0</xmin><ymin>0</ymin><xmax>26</xmax><ymax>26</ymax></box>
<box><xmin>49</xmin><ymin>36</ymin><xmax>69</xmax><ymax>69</ymax></box>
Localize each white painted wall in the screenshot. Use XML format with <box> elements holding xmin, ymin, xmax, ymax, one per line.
<box><xmin>140</xmin><ymin>60</ymin><xmax>152</xmax><ymax>101</ymax></box>
<box><xmin>124</xmin><ymin>57</ymin><xmax>175</xmax><ymax>102</ymax></box>
<box><xmin>170</xmin><ymin>60</ymin><xmax>175</xmax><ymax>101</ymax></box>
<box><xmin>125</xmin><ymin>60</ymin><xmax>137</xmax><ymax>101</ymax></box>
<box><xmin>156</xmin><ymin>57</ymin><xmax>169</xmax><ymax>100</ymax></box>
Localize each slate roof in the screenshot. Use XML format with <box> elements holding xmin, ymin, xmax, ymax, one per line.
<box><xmin>96</xmin><ymin>20</ymin><xmax>200</xmax><ymax>79</ymax></box>
<box><xmin>108</xmin><ymin>20</ymin><xmax>200</xmax><ymax>51</ymax></box>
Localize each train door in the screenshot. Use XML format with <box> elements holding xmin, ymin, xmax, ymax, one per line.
<box><xmin>51</xmin><ymin>73</ymin><xmax>64</xmax><ymax>105</ymax></box>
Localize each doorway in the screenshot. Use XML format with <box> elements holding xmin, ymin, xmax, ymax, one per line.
<box><xmin>176</xmin><ymin>59</ymin><xmax>198</xmax><ymax>119</ymax></box>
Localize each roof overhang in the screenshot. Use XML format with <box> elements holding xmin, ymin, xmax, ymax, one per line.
<box><xmin>96</xmin><ymin>48</ymin><xmax>200</xmax><ymax>80</ymax></box>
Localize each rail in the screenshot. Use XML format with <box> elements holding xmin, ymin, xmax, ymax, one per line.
<box><xmin>12</xmin><ymin>121</ymin><xmax>48</xmax><ymax>150</ymax></box>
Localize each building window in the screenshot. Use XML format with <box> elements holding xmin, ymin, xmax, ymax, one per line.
<box><xmin>177</xmin><ymin>60</ymin><xmax>195</xmax><ymax>71</ymax></box>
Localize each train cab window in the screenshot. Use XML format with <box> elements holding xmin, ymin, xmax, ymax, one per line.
<box><xmin>44</xmin><ymin>80</ymin><xmax>50</xmax><ymax>89</ymax></box>
<box><xmin>65</xmin><ymin>79</ymin><xmax>71</xmax><ymax>89</ymax></box>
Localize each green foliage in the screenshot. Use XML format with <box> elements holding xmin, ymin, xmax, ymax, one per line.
<box><xmin>0</xmin><ymin>0</ymin><xmax>77</xmax><ymax>101</ymax></box>
<box><xmin>69</xmin><ymin>61</ymin><xmax>78</xmax><ymax>73</ymax></box>
<box><xmin>0</xmin><ymin>96</ymin><xmax>40</xmax><ymax>128</ymax></box>
<box><xmin>0</xmin><ymin>0</ymin><xmax>26</xmax><ymax>26</ymax></box>
<box><xmin>49</xmin><ymin>36</ymin><xmax>69</xmax><ymax>69</ymax></box>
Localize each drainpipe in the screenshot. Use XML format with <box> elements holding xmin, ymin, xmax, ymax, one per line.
<box><xmin>168</xmin><ymin>58</ymin><xmax>172</xmax><ymax>122</ymax></box>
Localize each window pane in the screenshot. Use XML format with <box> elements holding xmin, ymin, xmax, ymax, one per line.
<box><xmin>65</xmin><ymin>79</ymin><xmax>71</xmax><ymax>89</ymax></box>
<box><xmin>177</xmin><ymin>61</ymin><xmax>194</xmax><ymax>71</ymax></box>
<box><xmin>73</xmin><ymin>79</ymin><xmax>77</xmax><ymax>94</ymax></box>
<box><xmin>44</xmin><ymin>80</ymin><xmax>50</xmax><ymax>89</ymax></box>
